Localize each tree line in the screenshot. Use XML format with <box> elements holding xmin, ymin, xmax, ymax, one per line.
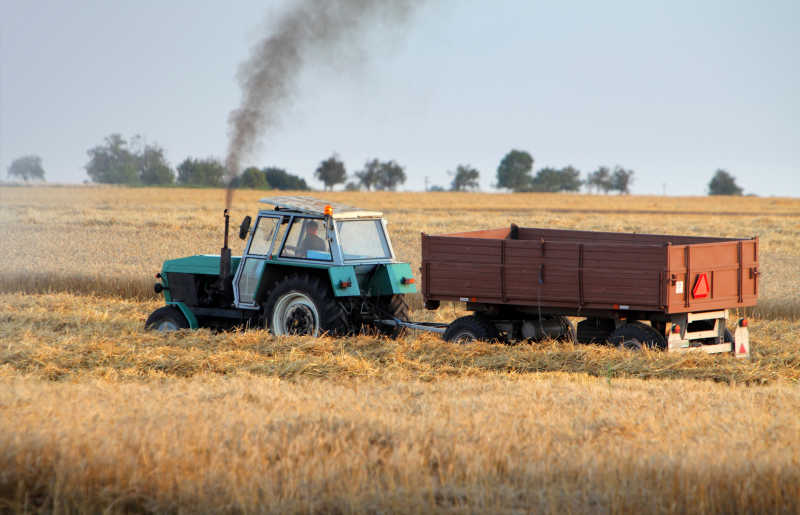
<box><xmin>79</xmin><ymin>134</ymin><xmax>312</xmax><ymax>190</ymax></box>
<box><xmin>440</xmin><ymin>150</ymin><xmax>745</xmax><ymax>196</ymax></box>
<box><xmin>491</xmin><ymin>149</ymin><xmax>634</xmax><ymax>194</ymax></box>
<box><xmin>6</xmin><ymin>134</ymin><xmax>748</xmax><ymax>195</ymax></box>
<box><xmin>77</xmin><ymin>133</ymin><xmax>409</xmax><ymax>192</ymax></box>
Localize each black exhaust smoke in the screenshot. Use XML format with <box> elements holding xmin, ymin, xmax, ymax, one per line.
<box><xmin>223</xmin><ymin>0</ymin><xmax>425</xmax><ymax>210</ymax></box>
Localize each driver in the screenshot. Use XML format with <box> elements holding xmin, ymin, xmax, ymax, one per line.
<box><xmin>298</xmin><ymin>220</ymin><xmax>327</xmax><ymax>257</ymax></box>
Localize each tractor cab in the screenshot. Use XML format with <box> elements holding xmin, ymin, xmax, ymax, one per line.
<box><xmin>233</xmin><ymin>196</ymin><xmax>400</xmax><ymax>309</ymax></box>
<box><xmin>147</xmin><ymin>196</ymin><xmax>415</xmax><ymax>336</ymax></box>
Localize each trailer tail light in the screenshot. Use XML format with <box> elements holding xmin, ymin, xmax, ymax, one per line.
<box><xmin>671</xmin><ymin>324</ymin><xmax>681</xmax><ymax>334</ymax></box>
<box><xmin>739</xmin><ymin>318</ymin><xmax>748</xmax><ymax>327</ymax></box>
<box><xmin>338</xmin><ymin>280</ymin><xmax>352</xmax><ymax>289</ymax></box>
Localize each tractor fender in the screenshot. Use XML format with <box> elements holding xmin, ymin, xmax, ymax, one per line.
<box><xmin>166</xmin><ymin>301</ymin><xmax>199</xmax><ymax>329</ymax></box>
<box><xmin>368</xmin><ymin>263</ymin><xmax>417</xmax><ymax>296</ymax></box>
<box><xmin>328</xmin><ymin>266</ymin><xmax>360</xmax><ymax>297</ymax></box>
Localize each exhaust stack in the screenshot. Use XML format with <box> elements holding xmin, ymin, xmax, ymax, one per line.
<box><xmin>219</xmin><ymin>209</ymin><xmax>232</xmax><ymax>298</ymax></box>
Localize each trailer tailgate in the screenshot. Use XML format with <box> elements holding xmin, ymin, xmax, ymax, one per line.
<box><xmin>665</xmin><ymin>239</ymin><xmax>758</xmax><ymax>313</ymax></box>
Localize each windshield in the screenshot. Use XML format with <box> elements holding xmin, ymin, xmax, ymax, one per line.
<box><xmin>336</xmin><ymin>219</ymin><xmax>391</xmax><ymax>261</ymax></box>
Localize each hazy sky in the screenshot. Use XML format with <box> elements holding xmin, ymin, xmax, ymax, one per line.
<box><xmin>1</xmin><ymin>0</ymin><xmax>798</xmax><ymax>195</ymax></box>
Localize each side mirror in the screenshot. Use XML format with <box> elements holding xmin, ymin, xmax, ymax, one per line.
<box><xmin>239</xmin><ymin>216</ymin><xmax>252</xmax><ymax>240</ymax></box>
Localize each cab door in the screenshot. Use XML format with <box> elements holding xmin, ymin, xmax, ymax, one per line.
<box><xmin>233</xmin><ymin>215</ymin><xmax>282</xmax><ymax>308</ymax></box>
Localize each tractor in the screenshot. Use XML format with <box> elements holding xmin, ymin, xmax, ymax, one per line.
<box><xmin>145</xmin><ymin>196</ymin><xmax>415</xmax><ymax>335</ymax></box>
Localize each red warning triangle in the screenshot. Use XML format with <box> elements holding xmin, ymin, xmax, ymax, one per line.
<box><xmin>738</xmin><ymin>343</ymin><xmax>746</xmax><ymax>354</ymax></box>
<box><xmin>692</xmin><ymin>273</ymin><xmax>709</xmax><ymax>298</ymax></box>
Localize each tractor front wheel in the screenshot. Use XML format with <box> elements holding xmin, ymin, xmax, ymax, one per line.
<box><xmin>145</xmin><ymin>306</ymin><xmax>189</xmax><ymax>332</ymax></box>
<box><xmin>264</xmin><ymin>274</ymin><xmax>347</xmax><ymax>336</ymax></box>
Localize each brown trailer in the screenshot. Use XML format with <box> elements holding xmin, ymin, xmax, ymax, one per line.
<box><xmin>420</xmin><ymin>225</ymin><xmax>757</xmax><ymax>358</ymax></box>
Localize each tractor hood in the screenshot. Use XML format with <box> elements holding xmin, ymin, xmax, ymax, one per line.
<box><xmin>162</xmin><ymin>255</ymin><xmax>241</xmax><ymax>276</ymax></box>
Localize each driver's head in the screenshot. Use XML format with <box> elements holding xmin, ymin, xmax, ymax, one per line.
<box><xmin>307</xmin><ymin>221</ymin><xmax>319</xmax><ymax>234</ymax></box>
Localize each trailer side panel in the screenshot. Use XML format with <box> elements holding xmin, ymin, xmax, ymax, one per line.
<box><xmin>422</xmin><ymin>227</ymin><xmax>757</xmax><ymax>315</ymax></box>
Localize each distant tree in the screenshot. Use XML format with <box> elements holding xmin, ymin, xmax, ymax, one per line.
<box><xmin>586</xmin><ymin>166</ymin><xmax>612</xmax><ymax>193</ymax></box>
<box><xmin>86</xmin><ymin>134</ymin><xmax>175</xmax><ymax>185</ymax></box>
<box><xmin>610</xmin><ymin>166</ymin><xmax>634</xmax><ymax>194</ymax></box>
<box><xmin>449</xmin><ymin>164</ymin><xmax>480</xmax><ymax>191</ymax></box>
<box><xmin>344</xmin><ymin>181</ymin><xmax>361</xmax><ymax>191</ymax></box>
<box><xmin>176</xmin><ymin>157</ymin><xmax>225</xmax><ymax>187</ymax></box>
<box><xmin>7</xmin><ymin>155</ymin><xmax>45</xmax><ymax>182</ymax></box>
<box><xmin>85</xmin><ymin>134</ymin><xmax>139</xmax><ymax>184</ymax></box>
<box><xmin>496</xmin><ymin>150</ymin><xmax>534</xmax><ymax>191</ymax></box>
<box><xmin>375</xmin><ymin>160</ymin><xmax>406</xmax><ymax>191</ymax></box>
<box><xmin>235</xmin><ymin>167</ymin><xmax>270</xmax><ymax>189</ymax></box>
<box><xmin>314</xmin><ymin>154</ymin><xmax>347</xmax><ymax>191</ymax></box>
<box><xmin>428</xmin><ymin>185</ymin><xmax>446</xmax><ymax>192</ymax></box>
<box><xmin>263</xmin><ymin>167</ymin><xmax>309</xmax><ymax>190</ymax></box>
<box><xmin>355</xmin><ymin>159</ymin><xmax>381</xmax><ymax>191</ymax></box>
<box><xmin>138</xmin><ymin>144</ymin><xmax>174</xmax><ymax>185</ymax></box>
<box><xmin>528</xmin><ymin>166</ymin><xmax>583</xmax><ymax>192</ymax></box>
<box><xmin>708</xmin><ymin>169</ymin><xmax>743</xmax><ymax>196</ymax></box>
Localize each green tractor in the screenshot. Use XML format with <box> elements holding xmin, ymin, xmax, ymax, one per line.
<box><xmin>145</xmin><ymin>196</ymin><xmax>416</xmax><ymax>335</ymax></box>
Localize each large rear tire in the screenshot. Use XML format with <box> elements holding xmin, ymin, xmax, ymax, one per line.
<box><xmin>608</xmin><ymin>321</ymin><xmax>666</xmax><ymax>350</ymax></box>
<box><xmin>443</xmin><ymin>315</ymin><xmax>500</xmax><ymax>344</ymax></box>
<box><xmin>374</xmin><ymin>295</ymin><xmax>410</xmax><ymax>337</ymax></box>
<box><xmin>145</xmin><ymin>306</ymin><xmax>189</xmax><ymax>332</ymax></box>
<box><xmin>264</xmin><ymin>274</ymin><xmax>347</xmax><ymax>336</ymax></box>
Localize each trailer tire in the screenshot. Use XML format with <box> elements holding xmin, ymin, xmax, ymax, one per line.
<box><xmin>145</xmin><ymin>306</ymin><xmax>189</xmax><ymax>332</ymax></box>
<box><xmin>444</xmin><ymin>315</ymin><xmax>500</xmax><ymax>344</ymax></box>
<box><xmin>609</xmin><ymin>321</ymin><xmax>666</xmax><ymax>350</ymax></box>
<box><xmin>264</xmin><ymin>274</ymin><xmax>348</xmax><ymax>337</ymax></box>
<box><xmin>557</xmin><ymin>316</ymin><xmax>576</xmax><ymax>342</ymax></box>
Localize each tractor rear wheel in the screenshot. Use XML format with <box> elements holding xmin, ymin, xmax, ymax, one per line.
<box><xmin>608</xmin><ymin>321</ymin><xmax>666</xmax><ymax>350</ymax></box>
<box><xmin>264</xmin><ymin>274</ymin><xmax>348</xmax><ymax>337</ymax></box>
<box><xmin>145</xmin><ymin>306</ymin><xmax>189</xmax><ymax>332</ymax></box>
<box><xmin>374</xmin><ymin>295</ymin><xmax>410</xmax><ymax>337</ymax></box>
<box><xmin>443</xmin><ymin>315</ymin><xmax>500</xmax><ymax>344</ymax></box>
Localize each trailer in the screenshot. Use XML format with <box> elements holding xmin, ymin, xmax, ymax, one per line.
<box><xmin>412</xmin><ymin>224</ymin><xmax>757</xmax><ymax>358</ymax></box>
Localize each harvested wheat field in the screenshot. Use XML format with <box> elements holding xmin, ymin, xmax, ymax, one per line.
<box><xmin>1</xmin><ymin>186</ymin><xmax>800</xmax><ymax>513</ymax></box>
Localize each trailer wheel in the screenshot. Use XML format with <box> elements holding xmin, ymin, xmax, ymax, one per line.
<box><xmin>609</xmin><ymin>322</ymin><xmax>666</xmax><ymax>350</ymax></box>
<box><xmin>444</xmin><ymin>315</ymin><xmax>500</xmax><ymax>344</ymax></box>
<box><xmin>557</xmin><ymin>316</ymin><xmax>576</xmax><ymax>342</ymax></box>
<box><xmin>724</xmin><ymin>328</ymin><xmax>734</xmax><ymax>343</ymax></box>
<box><xmin>145</xmin><ymin>306</ymin><xmax>189</xmax><ymax>332</ymax></box>
<box><xmin>264</xmin><ymin>274</ymin><xmax>348</xmax><ymax>336</ymax></box>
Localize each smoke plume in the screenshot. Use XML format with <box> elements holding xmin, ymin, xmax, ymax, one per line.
<box><xmin>225</xmin><ymin>0</ymin><xmax>423</xmax><ymax>209</ymax></box>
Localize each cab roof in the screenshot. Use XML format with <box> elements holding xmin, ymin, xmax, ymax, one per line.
<box><xmin>259</xmin><ymin>196</ymin><xmax>382</xmax><ymax>219</ymax></box>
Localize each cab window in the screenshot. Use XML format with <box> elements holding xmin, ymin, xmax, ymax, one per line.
<box><xmin>337</xmin><ymin>219</ymin><xmax>391</xmax><ymax>260</ymax></box>
<box><xmin>247</xmin><ymin>217</ymin><xmax>279</xmax><ymax>255</ymax></box>
<box><xmin>279</xmin><ymin>218</ymin><xmax>331</xmax><ymax>260</ymax></box>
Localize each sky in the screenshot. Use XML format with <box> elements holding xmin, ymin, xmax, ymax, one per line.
<box><xmin>1</xmin><ymin>0</ymin><xmax>798</xmax><ymax>195</ymax></box>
